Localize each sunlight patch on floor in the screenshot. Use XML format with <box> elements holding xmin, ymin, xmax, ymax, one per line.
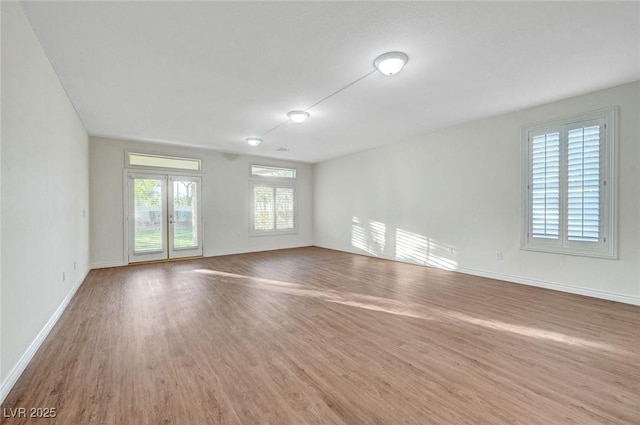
<box><xmin>190</xmin><ymin>268</ymin><xmax>625</xmax><ymax>355</ymax></box>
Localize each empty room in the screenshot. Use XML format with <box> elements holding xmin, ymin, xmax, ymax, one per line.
<box><xmin>1</xmin><ymin>1</ymin><xmax>639</xmax><ymax>424</ymax></box>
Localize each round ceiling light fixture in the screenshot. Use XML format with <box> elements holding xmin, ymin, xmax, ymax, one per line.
<box><xmin>287</xmin><ymin>110</ymin><xmax>310</xmax><ymax>124</ymax></box>
<box><xmin>246</xmin><ymin>137</ymin><xmax>262</xmax><ymax>147</ymax></box>
<box><xmin>374</xmin><ymin>51</ymin><xmax>409</xmax><ymax>76</ymax></box>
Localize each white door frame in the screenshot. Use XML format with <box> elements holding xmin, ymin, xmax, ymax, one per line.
<box><xmin>124</xmin><ymin>170</ymin><xmax>204</xmax><ymax>264</ymax></box>
<box><xmin>168</xmin><ymin>175</ymin><xmax>203</xmax><ymax>259</ymax></box>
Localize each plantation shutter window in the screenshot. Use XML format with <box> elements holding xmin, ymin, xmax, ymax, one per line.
<box><xmin>521</xmin><ymin>109</ymin><xmax>616</xmax><ymax>258</ymax></box>
<box><xmin>250</xmin><ymin>165</ymin><xmax>297</xmax><ymax>235</ymax></box>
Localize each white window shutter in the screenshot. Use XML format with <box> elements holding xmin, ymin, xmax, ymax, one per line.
<box><xmin>530</xmin><ymin>132</ymin><xmax>560</xmax><ymax>239</ymax></box>
<box><xmin>567</xmin><ymin>125</ymin><xmax>601</xmax><ymax>242</ymax></box>
<box><xmin>254</xmin><ymin>186</ymin><xmax>275</xmax><ymax>230</ymax></box>
<box><xmin>275</xmin><ymin>187</ymin><xmax>294</xmax><ymax>230</ymax></box>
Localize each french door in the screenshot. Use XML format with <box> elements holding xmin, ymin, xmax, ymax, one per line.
<box><xmin>127</xmin><ymin>173</ymin><xmax>203</xmax><ymax>263</ymax></box>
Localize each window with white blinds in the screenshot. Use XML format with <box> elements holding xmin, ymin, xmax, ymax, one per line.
<box><xmin>521</xmin><ymin>108</ymin><xmax>616</xmax><ymax>258</ymax></box>
<box><xmin>250</xmin><ymin>165</ymin><xmax>297</xmax><ymax>235</ymax></box>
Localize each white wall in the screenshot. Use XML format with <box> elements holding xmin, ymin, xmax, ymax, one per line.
<box><xmin>1</xmin><ymin>1</ymin><xmax>89</xmax><ymax>397</ymax></box>
<box><xmin>314</xmin><ymin>82</ymin><xmax>640</xmax><ymax>304</ymax></box>
<box><xmin>0</xmin><ymin>2</ymin><xmax>3</xmax><ymax>396</ymax></box>
<box><xmin>89</xmin><ymin>137</ymin><xmax>313</xmax><ymax>267</ymax></box>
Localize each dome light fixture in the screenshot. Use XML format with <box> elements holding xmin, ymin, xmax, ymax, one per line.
<box><xmin>246</xmin><ymin>137</ymin><xmax>262</xmax><ymax>147</ymax></box>
<box><xmin>374</xmin><ymin>51</ymin><xmax>409</xmax><ymax>76</ymax></box>
<box><xmin>287</xmin><ymin>110</ymin><xmax>310</xmax><ymax>124</ymax></box>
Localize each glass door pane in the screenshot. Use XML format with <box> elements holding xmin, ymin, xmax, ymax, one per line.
<box><xmin>128</xmin><ymin>174</ymin><xmax>168</xmax><ymax>262</ymax></box>
<box><xmin>169</xmin><ymin>176</ymin><xmax>203</xmax><ymax>258</ymax></box>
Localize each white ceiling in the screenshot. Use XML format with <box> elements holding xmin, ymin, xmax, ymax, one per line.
<box><xmin>21</xmin><ymin>1</ymin><xmax>640</xmax><ymax>163</ymax></box>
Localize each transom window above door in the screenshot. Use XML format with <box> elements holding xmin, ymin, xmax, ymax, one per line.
<box><xmin>127</xmin><ymin>152</ymin><xmax>202</xmax><ymax>171</ymax></box>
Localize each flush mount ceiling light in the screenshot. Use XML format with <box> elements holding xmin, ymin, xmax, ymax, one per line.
<box><xmin>287</xmin><ymin>110</ymin><xmax>310</xmax><ymax>124</ymax></box>
<box><xmin>246</xmin><ymin>137</ymin><xmax>262</xmax><ymax>147</ymax></box>
<box><xmin>374</xmin><ymin>51</ymin><xmax>409</xmax><ymax>76</ymax></box>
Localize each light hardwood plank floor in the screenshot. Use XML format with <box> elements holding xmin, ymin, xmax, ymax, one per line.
<box><xmin>2</xmin><ymin>247</ymin><xmax>639</xmax><ymax>424</ymax></box>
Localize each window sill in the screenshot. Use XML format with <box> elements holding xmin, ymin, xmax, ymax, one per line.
<box><xmin>250</xmin><ymin>229</ymin><xmax>299</xmax><ymax>237</ymax></box>
<box><xmin>520</xmin><ymin>243</ymin><xmax>617</xmax><ymax>260</ymax></box>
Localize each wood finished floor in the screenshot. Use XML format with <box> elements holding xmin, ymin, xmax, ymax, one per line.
<box><xmin>2</xmin><ymin>247</ymin><xmax>639</xmax><ymax>425</ymax></box>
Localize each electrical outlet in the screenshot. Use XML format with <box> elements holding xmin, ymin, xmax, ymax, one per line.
<box><xmin>496</xmin><ymin>252</ymin><xmax>503</xmax><ymax>260</ymax></box>
<box><xmin>62</xmin><ymin>272</ymin><xmax>66</xmax><ymax>282</ymax></box>
<box><xmin>449</xmin><ymin>247</ymin><xmax>454</xmax><ymax>254</ymax></box>
<box><xmin>73</xmin><ymin>261</ymin><xmax>76</xmax><ymax>270</ymax></box>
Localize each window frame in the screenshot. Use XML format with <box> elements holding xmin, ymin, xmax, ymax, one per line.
<box><xmin>126</xmin><ymin>151</ymin><xmax>202</xmax><ymax>173</ymax></box>
<box><xmin>250</xmin><ymin>164</ymin><xmax>297</xmax><ymax>179</ymax></box>
<box><xmin>520</xmin><ymin>107</ymin><xmax>617</xmax><ymax>259</ymax></box>
<box><xmin>249</xmin><ymin>165</ymin><xmax>298</xmax><ymax>236</ymax></box>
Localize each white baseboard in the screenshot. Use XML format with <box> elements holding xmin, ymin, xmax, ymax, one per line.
<box><xmin>90</xmin><ymin>245</ymin><xmax>314</xmax><ymax>268</ymax></box>
<box><xmin>205</xmin><ymin>243</ymin><xmax>313</xmax><ymax>258</ymax></box>
<box><xmin>454</xmin><ymin>266</ymin><xmax>640</xmax><ymax>306</ymax></box>
<box><xmin>314</xmin><ymin>244</ymin><xmax>639</xmax><ymax>306</ymax></box>
<box><xmin>0</xmin><ymin>268</ymin><xmax>89</xmax><ymax>403</ymax></box>
<box><xmin>91</xmin><ymin>260</ymin><xmax>125</xmax><ymax>269</ymax></box>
